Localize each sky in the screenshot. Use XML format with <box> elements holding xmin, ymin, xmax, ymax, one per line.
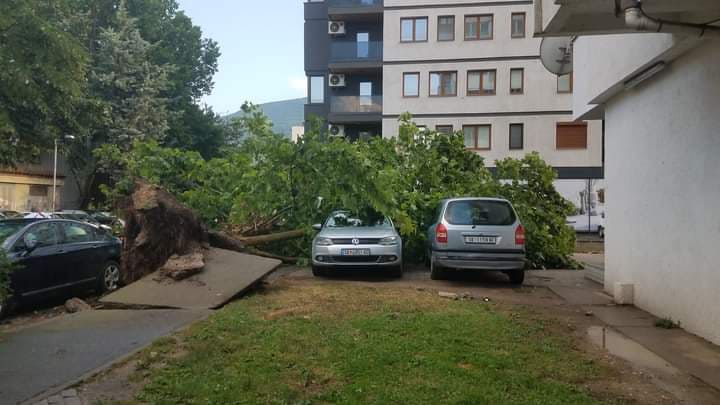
<box><xmin>177</xmin><ymin>0</ymin><xmax>306</xmax><ymax>116</ymax></box>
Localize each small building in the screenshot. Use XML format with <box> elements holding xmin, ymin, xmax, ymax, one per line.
<box><xmin>536</xmin><ymin>0</ymin><xmax>720</xmax><ymax>344</ymax></box>
<box><xmin>0</xmin><ymin>154</ymin><xmax>76</xmax><ymax>213</ymax></box>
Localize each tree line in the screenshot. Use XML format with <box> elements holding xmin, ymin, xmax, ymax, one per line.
<box><xmin>0</xmin><ymin>0</ymin><xmax>238</xmax><ymax>207</ymax></box>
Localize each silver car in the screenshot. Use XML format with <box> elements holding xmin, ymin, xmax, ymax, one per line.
<box><xmin>426</xmin><ymin>198</ymin><xmax>526</xmax><ymax>284</ymax></box>
<box><xmin>312</xmin><ymin>211</ymin><xmax>403</xmax><ymax>277</ymax></box>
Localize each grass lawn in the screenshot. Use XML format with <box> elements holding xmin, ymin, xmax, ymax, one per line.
<box><xmin>135</xmin><ymin>282</ymin><xmax>615</xmax><ymax>404</ymax></box>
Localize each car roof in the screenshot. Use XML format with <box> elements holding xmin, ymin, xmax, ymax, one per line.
<box><xmin>0</xmin><ymin>218</ymin><xmax>42</xmax><ymax>225</ymax></box>
<box><xmin>442</xmin><ymin>197</ymin><xmax>511</xmax><ymax>204</ymax></box>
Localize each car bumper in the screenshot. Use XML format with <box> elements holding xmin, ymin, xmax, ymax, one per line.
<box><xmin>433</xmin><ymin>251</ymin><xmax>525</xmax><ymax>271</ymax></box>
<box><xmin>312</xmin><ymin>244</ymin><xmax>402</xmax><ymax>267</ymax></box>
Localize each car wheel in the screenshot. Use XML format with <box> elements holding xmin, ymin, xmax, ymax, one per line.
<box><xmin>312</xmin><ymin>266</ymin><xmax>327</xmax><ymax>277</ymax></box>
<box><xmin>507</xmin><ymin>270</ymin><xmax>525</xmax><ymax>285</ymax></box>
<box><xmin>98</xmin><ymin>261</ymin><xmax>121</xmax><ymax>294</ymax></box>
<box><xmin>598</xmin><ymin>226</ymin><xmax>605</xmax><ymax>239</ymax></box>
<box><xmin>429</xmin><ymin>254</ymin><xmax>445</xmax><ymax>280</ymax></box>
<box><xmin>0</xmin><ymin>297</ymin><xmax>12</xmax><ymax>320</ymax></box>
<box><xmin>387</xmin><ymin>264</ymin><xmax>403</xmax><ymax>278</ymax></box>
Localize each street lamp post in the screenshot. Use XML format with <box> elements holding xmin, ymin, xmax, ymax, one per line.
<box><xmin>52</xmin><ymin>135</ymin><xmax>75</xmax><ymax>212</ymax></box>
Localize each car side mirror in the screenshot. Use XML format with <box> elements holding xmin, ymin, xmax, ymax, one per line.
<box><xmin>312</xmin><ymin>224</ymin><xmax>323</xmax><ymax>231</ymax></box>
<box><xmin>23</xmin><ymin>235</ymin><xmax>38</xmax><ymax>253</ymax></box>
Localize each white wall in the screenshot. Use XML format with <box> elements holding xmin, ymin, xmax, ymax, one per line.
<box><xmin>604</xmin><ymin>41</ymin><xmax>720</xmax><ymax>345</ymax></box>
<box><xmin>572</xmin><ymin>33</ymin><xmax>677</xmax><ymax>120</ymax></box>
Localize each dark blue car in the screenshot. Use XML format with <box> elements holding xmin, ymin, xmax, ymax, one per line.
<box><xmin>0</xmin><ymin>219</ymin><xmax>122</xmax><ymax>318</ymax></box>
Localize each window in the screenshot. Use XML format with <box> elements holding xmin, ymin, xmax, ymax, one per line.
<box><xmin>401</xmin><ymin>17</ymin><xmax>428</xmax><ymax>42</ymax></box>
<box><xmin>357</xmin><ymin>32</ymin><xmax>369</xmax><ymax>58</ymax></box>
<box><xmin>309</xmin><ymin>76</ymin><xmax>324</xmax><ymax>104</ymax></box>
<box><xmin>19</xmin><ymin>222</ymin><xmax>59</xmax><ymax>249</ymax></box>
<box><xmin>436</xmin><ymin>125</ymin><xmax>454</xmax><ymax>134</ymax></box>
<box><xmin>359</xmin><ymin>82</ymin><xmax>372</xmax><ymax>106</ymax></box>
<box><xmin>437</xmin><ymin>16</ymin><xmax>455</xmax><ymax>41</ymax></box>
<box><xmin>511</xmin><ymin>13</ymin><xmax>526</xmax><ymax>38</ymax></box>
<box><xmin>465</xmin><ymin>15</ymin><xmax>493</xmax><ymax>40</ymax></box>
<box><xmin>510</xmin><ymin>68</ymin><xmax>524</xmax><ymax>94</ymax></box>
<box><xmin>556</xmin><ymin>122</ymin><xmax>588</xmax><ymax>149</ymax></box>
<box><xmin>558</xmin><ymin>73</ymin><xmax>573</xmax><ymax>93</ymax></box>
<box><xmin>509</xmin><ymin>124</ymin><xmax>524</xmax><ymax>150</ymax></box>
<box><xmin>463</xmin><ymin>125</ymin><xmax>491</xmax><ymax>150</ymax></box>
<box><xmin>61</xmin><ymin>222</ymin><xmax>94</xmax><ymax>244</ymax></box>
<box><xmin>467</xmin><ymin>70</ymin><xmax>496</xmax><ymax>96</ymax></box>
<box><xmin>429</xmin><ymin>71</ymin><xmax>457</xmax><ymax>97</ymax></box>
<box><xmin>403</xmin><ymin>72</ymin><xmax>420</xmax><ymax>97</ymax></box>
<box><xmin>445</xmin><ymin>200</ymin><xmax>516</xmax><ymax>226</ymax></box>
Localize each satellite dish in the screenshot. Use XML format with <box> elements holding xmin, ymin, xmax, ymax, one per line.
<box><xmin>540</xmin><ymin>37</ymin><xmax>574</xmax><ymax>75</ymax></box>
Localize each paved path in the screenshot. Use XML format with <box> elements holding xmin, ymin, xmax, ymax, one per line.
<box><xmin>0</xmin><ymin>309</ymin><xmax>208</xmax><ymax>405</ymax></box>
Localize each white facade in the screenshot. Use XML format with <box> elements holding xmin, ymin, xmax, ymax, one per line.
<box><xmin>381</xmin><ymin>0</ymin><xmax>603</xmax><ymax>175</ymax></box>
<box><xmin>538</xmin><ymin>0</ymin><xmax>720</xmax><ymax>344</ymax></box>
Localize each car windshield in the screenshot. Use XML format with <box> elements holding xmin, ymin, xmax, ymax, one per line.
<box><xmin>0</xmin><ymin>222</ymin><xmax>26</xmax><ymax>245</ymax></box>
<box><xmin>445</xmin><ymin>200</ymin><xmax>516</xmax><ymax>226</ymax></box>
<box><xmin>325</xmin><ymin>211</ymin><xmax>391</xmax><ymax>228</ymax></box>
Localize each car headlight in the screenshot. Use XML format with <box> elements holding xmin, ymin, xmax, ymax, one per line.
<box><xmin>315</xmin><ymin>237</ymin><xmax>333</xmax><ymax>246</ymax></box>
<box><xmin>379</xmin><ymin>236</ymin><xmax>399</xmax><ymax>246</ymax></box>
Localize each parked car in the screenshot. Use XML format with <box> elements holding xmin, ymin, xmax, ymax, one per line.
<box><xmin>0</xmin><ymin>218</ymin><xmax>122</xmax><ymax>318</ymax></box>
<box><xmin>0</xmin><ymin>210</ymin><xmax>22</xmax><ymax>219</ymax></box>
<box><xmin>311</xmin><ymin>210</ymin><xmax>403</xmax><ymax>278</ymax></box>
<box><xmin>53</xmin><ymin>210</ymin><xmax>113</xmax><ymax>233</ymax></box>
<box><xmin>87</xmin><ymin>211</ymin><xmax>125</xmax><ymax>228</ymax></box>
<box><xmin>566</xmin><ymin>213</ymin><xmax>603</xmax><ymax>233</ymax></box>
<box><xmin>426</xmin><ymin>198</ymin><xmax>526</xmax><ymax>284</ymax></box>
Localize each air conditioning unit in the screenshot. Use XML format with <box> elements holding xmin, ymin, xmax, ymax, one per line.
<box><xmin>328</xmin><ymin>124</ymin><xmax>345</xmax><ymax>137</ymax></box>
<box><xmin>328</xmin><ymin>21</ymin><xmax>346</xmax><ymax>35</ymax></box>
<box><xmin>328</xmin><ymin>74</ymin><xmax>346</xmax><ymax>88</ymax></box>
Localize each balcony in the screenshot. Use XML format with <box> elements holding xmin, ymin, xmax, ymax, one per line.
<box><xmin>327</xmin><ymin>0</ymin><xmax>383</xmax><ymax>20</ymax></box>
<box><xmin>329</xmin><ymin>41</ymin><xmax>383</xmax><ymax>71</ymax></box>
<box><xmin>329</xmin><ymin>96</ymin><xmax>382</xmax><ymax>123</ymax></box>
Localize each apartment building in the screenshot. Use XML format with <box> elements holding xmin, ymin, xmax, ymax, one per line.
<box><xmin>304</xmin><ymin>0</ymin><xmax>604</xmax><ymax>200</ymax></box>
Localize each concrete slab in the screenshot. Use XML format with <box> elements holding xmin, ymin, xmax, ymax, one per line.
<box><xmin>101</xmin><ymin>249</ymin><xmax>281</xmax><ymax>310</ymax></box>
<box><xmin>0</xmin><ymin>309</ymin><xmax>208</xmax><ymax>405</ymax></box>
<box><xmin>617</xmin><ymin>325</ymin><xmax>720</xmax><ymax>391</ymax></box>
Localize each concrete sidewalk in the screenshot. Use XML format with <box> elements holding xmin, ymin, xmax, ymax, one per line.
<box><xmin>0</xmin><ymin>309</ymin><xmax>208</xmax><ymax>405</ymax></box>
<box><xmin>535</xmin><ymin>269</ymin><xmax>720</xmax><ymax>397</ymax></box>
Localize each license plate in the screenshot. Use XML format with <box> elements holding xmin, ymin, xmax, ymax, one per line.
<box><xmin>341</xmin><ymin>249</ymin><xmax>371</xmax><ymax>256</ymax></box>
<box><xmin>464</xmin><ymin>236</ymin><xmax>497</xmax><ymax>245</ymax></box>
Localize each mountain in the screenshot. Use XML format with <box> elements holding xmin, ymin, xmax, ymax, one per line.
<box><xmin>225</xmin><ymin>98</ymin><xmax>305</xmax><ymax>138</ymax></box>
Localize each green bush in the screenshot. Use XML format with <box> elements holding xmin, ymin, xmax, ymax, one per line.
<box><xmin>99</xmin><ymin>111</ymin><xmax>577</xmax><ymax>269</ymax></box>
<box><xmin>0</xmin><ymin>249</ymin><xmax>13</xmax><ymax>303</ymax></box>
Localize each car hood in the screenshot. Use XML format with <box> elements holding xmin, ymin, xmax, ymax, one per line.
<box><xmin>318</xmin><ymin>227</ymin><xmax>396</xmax><ymax>239</ymax></box>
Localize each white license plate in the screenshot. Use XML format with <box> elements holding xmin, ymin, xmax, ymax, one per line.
<box><xmin>464</xmin><ymin>236</ymin><xmax>497</xmax><ymax>245</ymax></box>
<box><xmin>341</xmin><ymin>249</ymin><xmax>371</xmax><ymax>256</ymax></box>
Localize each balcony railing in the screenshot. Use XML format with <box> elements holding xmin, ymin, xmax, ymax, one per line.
<box><xmin>330</xmin><ymin>96</ymin><xmax>382</xmax><ymax>114</ymax></box>
<box><xmin>330</xmin><ymin>41</ymin><xmax>382</xmax><ymax>62</ymax></box>
<box><xmin>327</xmin><ymin>0</ymin><xmax>383</xmax><ymax>8</ymax></box>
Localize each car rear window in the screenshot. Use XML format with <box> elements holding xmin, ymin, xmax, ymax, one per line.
<box><xmin>444</xmin><ymin>200</ymin><xmax>516</xmax><ymax>226</ymax></box>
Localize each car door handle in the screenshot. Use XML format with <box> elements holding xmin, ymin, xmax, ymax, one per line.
<box><xmin>57</xmin><ymin>250</ymin><xmax>66</xmax><ymax>254</ymax></box>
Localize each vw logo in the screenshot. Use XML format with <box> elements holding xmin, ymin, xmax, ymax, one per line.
<box><xmin>352</xmin><ymin>238</ymin><xmax>360</xmax><ymax>245</ymax></box>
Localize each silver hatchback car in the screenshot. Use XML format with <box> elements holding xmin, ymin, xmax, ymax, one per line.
<box><xmin>426</xmin><ymin>198</ymin><xmax>526</xmax><ymax>284</ymax></box>
<box><xmin>312</xmin><ymin>211</ymin><xmax>403</xmax><ymax>278</ymax></box>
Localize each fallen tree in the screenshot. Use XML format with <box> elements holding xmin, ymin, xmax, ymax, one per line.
<box><xmin>122</xmin><ymin>181</ymin><xmax>303</xmax><ymax>282</ymax></box>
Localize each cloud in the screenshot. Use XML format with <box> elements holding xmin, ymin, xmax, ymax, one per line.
<box><xmin>288</xmin><ymin>76</ymin><xmax>307</xmax><ymax>95</ymax></box>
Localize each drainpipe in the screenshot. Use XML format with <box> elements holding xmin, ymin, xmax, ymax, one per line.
<box><xmin>619</xmin><ymin>0</ymin><xmax>720</xmax><ymax>39</ymax></box>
